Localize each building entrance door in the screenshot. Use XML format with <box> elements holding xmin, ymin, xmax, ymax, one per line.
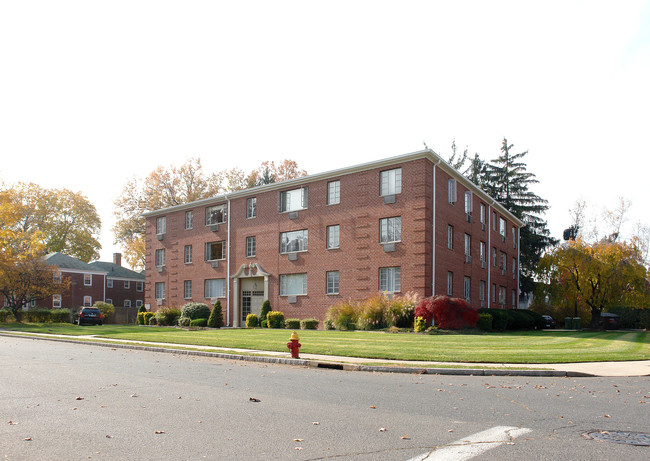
<box><xmin>241</xmin><ymin>278</ymin><xmax>265</xmax><ymax>324</ymax></box>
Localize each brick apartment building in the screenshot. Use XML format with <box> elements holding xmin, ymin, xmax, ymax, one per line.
<box><xmin>143</xmin><ymin>149</ymin><xmax>523</xmax><ymax>327</ymax></box>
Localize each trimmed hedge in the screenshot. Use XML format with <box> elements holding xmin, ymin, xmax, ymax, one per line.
<box><xmin>246</xmin><ymin>314</ymin><xmax>259</xmax><ymax>328</ymax></box>
<box><xmin>285</xmin><ymin>318</ymin><xmax>300</xmax><ymax>330</ymax></box>
<box><xmin>190</xmin><ymin>318</ymin><xmax>208</xmax><ymax>327</ymax></box>
<box><xmin>260</xmin><ymin>300</ymin><xmax>272</xmax><ymax>325</ymax></box>
<box><xmin>477</xmin><ymin>308</ymin><xmax>544</xmax><ymax>331</ymax></box>
<box><xmin>156</xmin><ymin>307</ymin><xmax>181</xmax><ymax>326</ymax></box>
<box><xmin>143</xmin><ymin>312</ymin><xmax>155</xmax><ymax>325</ymax></box>
<box><xmin>181</xmin><ymin>302</ymin><xmax>211</xmax><ymax>321</ymax></box>
<box><xmin>267</xmin><ymin>311</ymin><xmax>285</xmax><ymax>329</ymax></box>
<box><xmin>300</xmin><ymin>318</ymin><xmax>319</xmax><ymax>330</ymax></box>
<box><xmin>208</xmin><ymin>300</ymin><xmax>224</xmax><ymax>328</ymax></box>
<box><xmin>477</xmin><ymin>313</ymin><xmax>493</xmax><ymax>331</ymax></box>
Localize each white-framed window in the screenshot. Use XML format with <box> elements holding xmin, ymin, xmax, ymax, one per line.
<box><xmin>493</xmin><ymin>211</ymin><xmax>498</xmax><ymax>231</ymax></box>
<box><xmin>280</xmin><ymin>187</ymin><xmax>308</xmax><ymax>212</ymax></box>
<box><xmin>464</xmin><ymin>191</ymin><xmax>473</xmax><ymax>214</ymax></box>
<box><xmin>184</xmin><ymin>280</ymin><xmax>192</xmax><ymax>299</ymax></box>
<box><xmin>206</xmin><ymin>204</ymin><xmax>227</xmax><ymax>225</ymax></box>
<box><xmin>247</xmin><ymin>198</ymin><xmax>257</xmax><ymax>219</ymax></box>
<box><xmin>124</xmin><ymin>299</ymin><xmax>132</xmax><ymax>308</ymax></box>
<box><xmin>156</xmin><ymin>216</ymin><xmax>166</xmax><ymax>235</ymax></box>
<box><xmin>84</xmin><ymin>273</ymin><xmax>92</xmax><ymax>286</ymax></box>
<box><xmin>155</xmin><ymin>282</ymin><xmax>165</xmax><ymax>300</ymax></box>
<box><xmin>480</xmin><ymin>241</ymin><xmax>487</xmax><ymax>266</ymax></box>
<box><xmin>499</xmin><ymin>286</ymin><xmax>506</xmax><ymax>306</ymax></box>
<box><xmin>380</xmin><ymin>168</ymin><xmax>402</xmax><ymax>196</ymax></box>
<box><xmin>379</xmin><ymin>267</ymin><xmax>401</xmax><ymax>293</ymax></box>
<box><xmin>185</xmin><ymin>211</ymin><xmax>193</xmax><ymax>230</ymax></box>
<box><xmin>280</xmin><ymin>273</ymin><xmax>307</xmax><ymax>296</ymax></box>
<box><xmin>500</xmin><ymin>252</ymin><xmax>507</xmax><ymax>272</ymax></box>
<box><xmin>327</xmin><ymin>180</ymin><xmax>341</xmax><ymax>205</ymax></box>
<box><xmin>53</xmin><ymin>294</ymin><xmax>62</xmax><ymax>308</ymax></box>
<box><xmin>499</xmin><ymin>217</ymin><xmax>506</xmax><ymax>240</ymax></box>
<box><xmin>447</xmin><ymin>271</ymin><xmax>453</xmax><ymax>296</ymax></box>
<box><xmin>492</xmin><ymin>247</ymin><xmax>497</xmax><ymax>267</ymax></box>
<box><xmin>512</xmin><ymin>227</ymin><xmax>517</xmax><ymax>248</ymax></box>
<box><xmin>205</xmin><ymin>241</ymin><xmax>226</xmax><ymax>261</ymax></box>
<box><xmin>107</xmin><ymin>279</ymin><xmax>113</xmax><ymax>288</ymax></box>
<box><xmin>480</xmin><ymin>280</ymin><xmax>486</xmax><ymax>308</ymax></box>
<box><xmin>124</xmin><ymin>281</ymin><xmax>130</xmax><ymax>289</ymax></box>
<box><xmin>380</xmin><ymin>217</ymin><xmax>401</xmax><ymax>244</ymax></box>
<box><xmin>480</xmin><ymin>203</ymin><xmax>486</xmax><ymax>228</ymax></box>
<box><xmin>246</xmin><ymin>236</ymin><xmax>256</xmax><ymax>258</ymax></box>
<box><xmin>464</xmin><ymin>234</ymin><xmax>471</xmax><ymax>260</ymax></box>
<box><xmin>136</xmin><ymin>282</ymin><xmax>143</xmax><ymax>292</ymax></box>
<box><xmin>280</xmin><ymin>229</ymin><xmax>308</xmax><ymax>253</ymax></box>
<box><xmin>106</xmin><ymin>298</ymin><xmax>112</xmax><ymax>305</ymax></box>
<box><xmin>53</xmin><ymin>270</ymin><xmax>62</xmax><ymax>284</ymax></box>
<box><xmin>326</xmin><ymin>225</ymin><xmax>340</xmax><ymax>249</ymax></box>
<box><xmin>447</xmin><ymin>225</ymin><xmax>454</xmax><ymax>250</ymax></box>
<box><xmin>155</xmin><ymin>248</ymin><xmax>166</xmax><ymax>267</ymax></box>
<box><xmin>83</xmin><ymin>296</ymin><xmax>92</xmax><ymax>307</ymax></box>
<box><xmin>205</xmin><ymin>278</ymin><xmax>226</xmax><ymax>298</ymax></box>
<box><xmin>464</xmin><ymin>276</ymin><xmax>471</xmax><ymax>302</ymax></box>
<box><xmin>326</xmin><ymin>271</ymin><xmax>339</xmax><ymax>295</ymax></box>
<box><xmin>512</xmin><ymin>258</ymin><xmax>517</xmax><ymax>279</ymax></box>
<box><xmin>512</xmin><ymin>289</ymin><xmax>517</xmax><ymax>308</ymax></box>
<box><xmin>136</xmin><ymin>300</ymin><xmax>143</xmax><ymax>308</ymax></box>
<box><xmin>448</xmin><ymin>179</ymin><xmax>457</xmax><ymax>204</ymax></box>
<box><xmin>184</xmin><ymin>245</ymin><xmax>193</xmax><ymax>264</ymax></box>
<box><xmin>492</xmin><ymin>283</ymin><xmax>496</xmax><ymax>303</ymax></box>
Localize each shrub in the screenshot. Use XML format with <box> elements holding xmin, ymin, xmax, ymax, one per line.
<box><xmin>94</xmin><ymin>301</ymin><xmax>114</xmax><ymax>321</ymax></box>
<box><xmin>260</xmin><ymin>319</ymin><xmax>268</xmax><ymax>328</ymax></box>
<box><xmin>246</xmin><ymin>314</ymin><xmax>259</xmax><ymax>328</ymax></box>
<box><xmin>386</xmin><ymin>291</ymin><xmax>419</xmax><ymax>328</ymax></box>
<box><xmin>301</xmin><ymin>318</ymin><xmax>319</xmax><ymax>330</ymax></box>
<box><xmin>207</xmin><ymin>300</ymin><xmax>224</xmax><ymax>328</ymax></box>
<box><xmin>0</xmin><ymin>309</ymin><xmax>11</xmax><ymax>323</ymax></box>
<box><xmin>178</xmin><ymin>316</ymin><xmax>191</xmax><ymax>327</ymax></box>
<box><xmin>477</xmin><ymin>313</ymin><xmax>493</xmax><ymax>331</ymax></box>
<box><xmin>324</xmin><ymin>318</ymin><xmax>334</xmax><ymax>330</ymax></box>
<box><xmin>148</xmin><ymin>316</ymin><xmax>158</xmax><ymax>325</ymax></box>
<box><xmin>138</xmin><ymin>305</ymin><xmax>147</xmax><ymax>314</ymax></box>
<box><xmin>51</xmin><ymin>309</ymin><xmax>71</xmax><ymax>323</ymax></box>
<box><xmin>478</xmin><ymin>308</ymin><xmax>509</xmax><ymax>331</ymax></box>
<box><xmin>285</xmin><ymin>318</ymin><xmax>301</xmax><ymax>329</ymax></box>
<box><xmin>190</xmin><ymin>318</ymin><xmax>208</xmax><ymax>327</ymax></box>
<box><xmin>25</xmin><ymin>309</ymin><xmax>51</xmax><ymax>323</ymax></box>
<box><xmin>137</xmin><ymin>311</ymin><xmax>146</xmax><ymax>325</ymax></box>
<box><xmin>325</xmin><ymin>300</ymin><xmax>358</xmax><ymax>330</ymax></box>
<box><xmin>267</xmin><ymin>311</ymin><xmax>285</xmax><ymax>329</ymax></box>
<box><xmin>357</xmin><ymin>294</ymin><xmax>389</xmax><ymax>330</ymax></box>
<box><xmin>414</xmin><ymin>298</ymin><xmax>435</xmax><ymax>325</ymax></box>
<box><xmin>417</xmin><ymin>296</ymin><xmax>478</xmax><ymax>330</ymax></box>
<box><xmin>519</xmin><ymin>309</ymin><xmax>545</xmax><ymax>330</ymax></box>
<box><xmin>414</xmin><ymin>316</ymin><xmax>427</xmax><ymax>332</ymax></box>
<box><xmin>156</xmin><ymin>307</ymin><xmax>181</xmax><ymax>326</ymax></box>
<box><xmin>181</xmin><ymin>302</ymin><xmax>211</xmax><ymax>320</ymax></box>
<box><xmin>143</xmin><ymin>312</ymin><xmax>155</xmax><ymax>325</ymax></box>
<box><xmin>260</xmin><ymin>300</ymin><xmax>272</xmax><ymax>324</ymax></box>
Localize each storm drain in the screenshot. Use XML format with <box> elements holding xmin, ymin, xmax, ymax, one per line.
<box><xmin>583</xmin><ymin>430</ymin><xmax>650</xmax><ymax>446</ymax></box>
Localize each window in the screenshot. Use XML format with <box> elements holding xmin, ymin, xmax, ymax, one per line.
<box><xmin>205</xmin><ymin>241</ymin><xmax>226</xmax><ymax>261</ymax></box>
<box><xmin>107</xmin><ymin>279</ymin><xmax>113</xmax><ymax>288</ymax></box>
<box><xmin>205</xmin><ymin>278</ymin><xmax>226</xmax><ymax>298</ymax></box>
<box><xmin>84</xmin><ymin>273</ymin><xmax>92</xmax><ymax>286</ymax></box>
<box><xmin>185</xmin><ymin>211</ymin><xmax>193</xmax><ymax>230</ymax></box>
<box><xmin>480</xmin><ymin>280</ymin><xmax>486</xmax><ymax>308</ymax></box>
<box><xmin>280</xmin><ymin>273</ymin><xmax>307</xmax><ymax>296</ymax></box>
<box><xmin>464</xmin><ymin>191</ymin><xmax>473</xmax><ymax>214</ymax></box>
<box><xmin>512</xmin><ymin>289</ymin><xmax>517</xmax><ymax>308</ymax></box>
<box><xmin>124</xmin><ymin>300</ymin><xmax>132</xmax><ymax>308</ymax></box>
<box><xmin>448</xmin><ymin>179</ymin><xmax>457</xmax><ymax>203</ymax></box>
<box><xmin>326</xmin><ymin>271</ymin><xmax>339</xmax><ymax>294</ymax></box>
<box><xmin>492</xmin><ymin>247</ymin><xmax>497</xmax><ymax>267</ymax></box>
<box><xmin>155</xmin><ymin>248</ymin><xmax>166</xmax><ymax>267</ymax></box>
<box><xmin>83</xmin><ymin>296</ymin><xmax>92</xmax><ymax>307</ymax></box>
<box><xmin>500</xmin><ymin>252</ymin><xmax>507</xmax><ymax>273</ymax></box>
<box><xmin>380</xmin><ymin>168</ymin><xmax>402</xmax><ymax>196</ymax></box>
<box><xmin>53</xmin><ymin>294</ymin><xmax>62</xmax><ymax>308</ymax></box>
<box><xmin>480</xmin><ymin>241</ymin><xmax>487</xmax><ymax>266</ymax></box>
<box><xmin>53</xmin><ymin>271</ymin><xmax>62</xmax><ymax>284</ymax></box>
<box><xmin>184</xmin><ymin>281</ymin><xmax>192</xmax><ymax>299</ymax></box>
<box><xmin>379</xmin><ymin>267</ymin><xmax>401</xmax><ymax>293</ymax></box>
<box><xmin>492</xmin><ymin>283</ymin><xmax>496</xmax><ymax>303</ymax></box>
<box><xmin>512</xmin><ymin>258</ymin><xmax>517</xmax><ymax>279</ymax></box>
<box><xmin>480</xmin><ymin>203</ymin><xmax>486</xmax><ymax>228</ymax></box>
<box><xmin>124</xmin><ymin>281</ymin><xmax>130</xmax><ymax>289</ymax></box>
<box><xmin>155</xmin><ymin>282</ymin><xmax>165</xmax><ymax>299</ymax></box>
<box><xmin>512</xmin><ymin>227</ymin><xmax>517</xmax><ymax>248</ymax></box>
<box><xmin>280</xmin><ymin>187</ymin><xmax>308</xmax><ymax>212</ymax></box>
<box><xmin>280</xmin><ymin>229</ymin><xmax>308</xmax><ymax>253</ymax></box>
<box><xmin>247</xmin><ymin>198</ymin><xmax>257</xmax><ymax>219</ymax></box>
<box><xmin>499</xmin><ymin>286</ymin><xmax>506</xmax><ymax>306</ymax></box>
<box><xmin>136</xmin><ymin>300</ymin><xmax>143</xmax><ymax>308</ymax></box>
<box><xmin>326</xmin><ymin>225</ymin><xmax>340</xmax><ymax>249</ymax></box>
<box><xmin>106</xmin><ymin>298</ymin><xmax>112</xmax><ymax>305</ymax></box>
<box><xmin>499</xmin><ymin>218</ymin><xmax>506</xmax><ymax>240</ymax></box>
<box><xmin>184</xmin><ymin>245</ymin><xmax>193</xmax><ymax>264</ymax></box>
<box><xmin>464</xmin><ymin>276</ymin><xmax>471</xmax><ymax>302</ymax></box>
<box><xmin>447</xmin><ymin>271</ymin><xmax>453</xmax><ymax>296</ymax></box>
<box><xmin>464</xmin><ymin>234</ymin><xmax>471</xmax><ymax>261</ymax></box>
<box><xmin>448</xmin><ymin>225</ymin><xmax>454</xmax><ymax>250</ymax></box>
<box><xmin>246</xmin><ymin>236</ymin><xmax>256</xmax><ymax>258</ymax></box>
<box><xmin>156</xmin><ymin>216</ymin><xmax>166</xmax><ymax>235</ymax></box>
<box><xmin>206</xmin><ymin>205</ymin><xmax>227</xmax><ymax>225</ymax></box>
<box><xmin>327</xmin><ymin>181</ymin><xmax>340</xmax><ymax>205</ymax></box>
<box><xmin>136</xmin><ymin>282</ymin><xmax>143</xmax><ymax>292</ymax></box>
<box><xmin>492</xmin><ymin>211</ymin><xmax>497</xmax><ymax>231</ymax></box>
<box><xmin>380</xmin><ymin>217</ymin><xmax>401</xmax><ymax>243</ymax></box>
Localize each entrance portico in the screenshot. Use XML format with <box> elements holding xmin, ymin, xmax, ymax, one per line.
<box><xmin>231</xmin><ymin>263</ymin><xmax>270</xmax><ymax>327</ymax></box>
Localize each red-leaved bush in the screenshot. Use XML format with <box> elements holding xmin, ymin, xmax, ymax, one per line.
<box><xmin>414</xmin><ymin>296</ymin><xmax>478</xmax><ymax>330</ymax></box>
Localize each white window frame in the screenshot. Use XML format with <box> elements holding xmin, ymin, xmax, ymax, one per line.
<box><xmin>379</xmin><ymin>267</ymin><xmax>401</xmax><ymax>293</ymax></box>
<box><xmin>184</xmin><ymin>245</ymin><xmax>193</xmax><ymax>264</ymax></box>
<box><xmin>247</xmin><ymin>197</ymin><xmax>257</xmax><ymax>219</ymax></box>
<box><xmin>326</xmin><ymin>271</ymin><xmax>339</xmax><ymax>295</ymax></box>
<box><xmin>480</xmin><ymin>203</ymin><xmax>486</xmax><ymax>227</ymax></box>
<box><xmin>205</xmin><ymin>278</ymin><xmax>226</xmax><ymax>299</ymax></box>
<box><xmin>447</xmin><ymin>271</ymin><xmax>453</xmax><ymax>296</ymax></box>
<box><xmin>155</xmin><ymin>282</ymin><xmax>165</xmax><ymax>300</ymax></box>
<box><xmin>246</xmin><ymin>236</ymin><xmax>256</xmax><ymax>258</ymax></box>
<box><xmin>280</xmin><ymin>229</ymin><xmax>308</xmax><ymax>254</ymax></box>
<box><xmin>83</xmin><ymin>296</ymin><xmax>92</xmax><ymax>307</ymax></box>
<box><xmin>205</xmin><ymin>241</ymin><xmax>226</xmax><ymax>261</ymax></box>
<box><xmin>380</xmin><ymin>168</ymin><xmax>402</xmax><ymax>196</ymax></box>
<box><xmin>480</xmin><ymin>241</ymin><xmax>487</xmax><ymax>265</ymax></box>
<box><xmin>136</xmin><ymin>300</ymin><xmax>143</xmax><ymax>308</ymax></box>
<box><xmin>464</xmin><ymin>191</ymin><xmax>473</xmax><ymax>214</ymax></box>
<box><xmin>280</xmin><ymin>187</ymin><xmax>308</xmax><ymax>212</ymax></box>
<box><xmin>124</xmin><ymin>299</ymin><xmax>132</xmax><ymax>308</ymax></box>
<box><xmin>156</xmin><ymin>216</ymin><xmax>166</xmax><ymax>235</ymax></box>
<box><xmin>185</xmin><ymin>211</ymin><xmax>193</xmax><ymax>230</ymax></box>
<box><xmin>280</xmin><ymin>273</ymin><xmax>308</xmax><ymax>296</ymax></box>
<box><xmin>499</xmin><ymin>217</ymin><xmax>506</xmax><ymax>239</ymax></box>
<box><xmin>136</xmin><ymin>282</ymin><xmax>144</xmax><ymax>292</ymax></box>
<box><xmin>206</xmin><ymin>204</ymin><xmax>227</xmax><ymax>225</ymax></box>
<box><xmin>327</xmin><ymin>180</ymin><xmax>341</xmax><ymax>205</ymax></box>
<box><xmin>447</xmin><ymin>225</ymin><xmax>454</xmax><ymax>250</ymax></box>
<box><xmin>464</xmin><ymin>233</ymin><xmax>471</xmax><ymax>259</ymax></box>
<box><xmin>155</xmin><ymin>248</ymin><xmax>166</xmax><ymax>267</ymax></box>
<box><xmin>480</xmin><ymin>280</ymin><xmax>486</xmax><ymax>308</ymax></box>
<box><xmin>124</xmin><ymin>280</ymin><xmax>130</xmax><ymax>289</ymax></box>
<box><xmin>380</xmin><ymin>217</ymin><xmax>401</xmax><ymax>244</ymax></box>
<box><xmin>326</xmin><ymin>225</ymin><xmax>340</xmax><ymax>249</ymax></box>
<box><xmin>84</xmin><ymin>273</ymin><xmax>92</xmax><ymax>286</ymax></box>
<box><xmin>464</xmin><ymin>276</ymin><xmax>471</xmax><ymax>302</ymax></box>
<box><xmin>52</xmin><ymin>294</ymin><xmax>62</xmax><ymax>308</ymax></box>
<box><xmin>107</xmin><ymin>279</ymin><xmax>113</xmax><ymax>288</ymax></box>
<box><xmin>448</xmin><ymin>179</ymin><xmax>457</xmax><ymax>204</ymax></box>
<box><xmin>184</xmin><ymin>280</ymin><xmax>192</xmax><ymax>299</ymax></box>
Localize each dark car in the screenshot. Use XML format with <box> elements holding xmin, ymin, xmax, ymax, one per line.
<box><xmin>598</xmin><ymin>312</ymin><xmax>620</xmax><ymax>330</ymax></box>
<box><xmin>541</xmin><ymin>315</ymin><xmax>556</xmax><ymax>329</ymax></box>
<box><xmin>76</xmin><ymin>307</ymin><xmax>103</xmax><ymax>326</ymax></box>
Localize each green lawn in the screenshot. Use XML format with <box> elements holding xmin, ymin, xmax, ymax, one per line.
<box><xmin>1</xmin><ymin>323</ymin><xmax>648</xmax><ymax>364</ymax></box>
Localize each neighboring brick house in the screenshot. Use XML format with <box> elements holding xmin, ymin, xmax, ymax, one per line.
<box><xmin>41</xmin><ymin>252</ymin><xmax>107</xmax><ymax>310</ymax></box>
<box><xmin>89</xmin><ymin>253</ymin><xmax>145</xmax><ymax>309</ymax></box>
<box><xmin>143</xmin><ymin>149</ymin><xmax>523</xmax><ymax>327</ymax></box>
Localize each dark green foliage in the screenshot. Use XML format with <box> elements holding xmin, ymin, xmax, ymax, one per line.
<box><xmin>607</xmin><ymin>307</ymin><xmax>650</xmax><ymax>329</ymax></box>
<box><xmin>137</xmin><ymin>311</ymin><xmax>146</xmax><ymax>325</ymax></box>
<box><xmin>148</xmin><ymin>316</ymin><xmax>158</xmax><ymax>325</ymax></box>
<box><xmin>93</xmin><ymin>301</ymin><xmax>114</xmax><ymax>321</ymax></box>
<box><xmin>285</xmin><ymin>318</ymin><xmax>300</xmax><ymax>329</ymax></box>
<box><xmin>21</xmin><ymin>309</ymin><xmax>71</xmax><ymax>323</ymax></box>
<box><xmin>0</xmin><ymin>309</ymin><xmax>11</xmax><ymax>323</ymax></box>
<box><xmin>51</xmin><ymin>309</ymin><xmax>71</xmax><ymax>323</ymax></box>
<box><xmin>181</xmin><ymin>302</ymin><xmax>211</xmax><ymax>320</ymax></box>
<box><xmin>260</xmin><ymin>319</ymin><xmax>268</xmax><ymax>328</ymax></box>
<box><xmin>178</xmin><ymin>316</ymin><xmax>191</xmax><ymax>327</ymax></box>
<box><xmin>266</xmin><ymin>311</ymin><xmax>285</xmax><ymax>329</ymax></box>
<box><xmin>246</xmin><ymin>314</ymin><xmax>259</xmax><ymax>328</ymax></box>
<box><xmin>477</xmin><ymin>308</ymin><xmax>544</xmax><ymax>330</ymax></box>
<box><xmin>477</xmin><ymin>313</ymin><xmax>493</xmax><ymax>331</ymax></box>
<box><xmin>155</xmin><ymin>307</ymin><xmax>181</xmax><ymax>326</ymax></box>
<box><xmin>143</xmin><ymin>312</ymin><xmax>155</xmax><ymax>325</ymax></box>
<box><xmin>190</xmin><ymin>318</ymin><xmax>207</xmax><ymax>327</ymax></box>
<box><xmin>138</xmin><ymin>305</ymin><xmax>147</xmax><ymax>314</ymax></box>
<box><xmin>300</xmin><ymin>318</ymin><xmax>319</xmax><ymax>330</ymax></box>
<box><xmin>207</xmin><ymin>300</ymin><xmax>224</xmax><ymax>328</ymax></box>
<box><xmin>479</xmin><ymin>308</ymin><xmax>509</xmax><ymax>331</ymax></box>
<box><xmin>323</xmin><ymin>319</ymin><xmax>335</xmax><ymax>330</ymax></box>
<box><xmin>260</xmin><ymin>300</ymin><xmax>272</xmax><ymax>323</ymax></box>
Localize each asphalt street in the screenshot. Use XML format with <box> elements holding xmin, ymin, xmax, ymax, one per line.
<box><xmin>1</xmin><ymin>336</ymin><xmax>648</xmax><ymax>460</ymax></box>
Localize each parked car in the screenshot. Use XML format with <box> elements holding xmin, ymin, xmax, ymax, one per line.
<box><xmin>598</xmin><ymin>312</ymin><xmax>620</xmax><ymax>330</ymax></box>
<box><xmin>541</xmin><ymin>315</ymin><xmax>556</xmax><ymax>329</ymax></box>
<box><xmin>75</xmin><ymin>307</ymin><xmax>103</xmax><ymax>326</ymax></box>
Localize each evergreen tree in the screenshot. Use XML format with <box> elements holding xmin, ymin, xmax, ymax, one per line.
<box><xmin>207</xmin><ymin>300</ymin><xmax>224</xmax><ymax>328</ymax></box>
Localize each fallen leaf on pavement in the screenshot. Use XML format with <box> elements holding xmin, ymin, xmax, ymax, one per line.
<box><xmin>8</xmin><ymin>421</ymin><xmax>19</xmax><ymax>425</ymax></box>
<box><xmin>378</xmin><ymin>427</ymin><xmax>386</xmax><ymax>432</ymax></box>
<box><xmin>249</xmin><ymin>397</ymin><xmax>261</xmax><ymax>402</ymax></box>
<box><xmin>401</xmin><ymin>435</ymin><xmax>410</xmax><ymax>440</ymax></box>
<box><xmin>24</xmin><ymin>437</ymin><xmax>32</xmax><ymax>441</ymax></box>
<box><xmin>294</xmin><ymin>439</ymin><xmax>303</xmax><ymax>442</ymax></box>
<box><xmin>312</xmin><ymin>422</ymin><xmax>320</xmax><ymax>425</ymax></box>
<box><xmin>604</xmin><ymin>414</ymin><xmax>611</xmax><ymax>418</ymax></box>
<box><xmin>155</xmin><ymin>431</ymin><xmax>165</xmax><ymax>434</ymax></box>
<box><xmin>75</xmin><ymin>397</ymin><xmax>84</xmax><ymax>400</ymax></box>
<box><xmin>369</xmin><ymin>406</ymin><xmax>376</xmax><ymax>409</ymax></box>
<box><xmin>295</xmin><ymin>447</ymin><xmax>303</xmax><ymax>450</ymax></box>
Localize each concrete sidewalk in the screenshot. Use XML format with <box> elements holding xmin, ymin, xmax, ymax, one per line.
<box><xmin>3</xmin><ymin>331</ymin><xmax>649</xmax><ymax>378</ymax></box>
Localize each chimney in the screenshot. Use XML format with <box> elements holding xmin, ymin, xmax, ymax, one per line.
<box><xmin>113</xmin><ymin>253</ymin><xmax>122</xmax><ymax>266</ymax></box>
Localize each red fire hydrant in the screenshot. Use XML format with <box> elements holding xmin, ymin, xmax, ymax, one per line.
<box><xmin>287</xmin><ymin>331</ymin><xmax>301</xmax><ymax>359</ymax></box>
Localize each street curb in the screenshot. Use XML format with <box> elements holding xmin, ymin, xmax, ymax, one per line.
<box><xmin>0</xmin><ymin>332</ymin><xmax>597</xmax><ymax>377</ymax></box>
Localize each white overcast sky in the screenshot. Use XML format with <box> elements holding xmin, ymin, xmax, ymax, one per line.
<box><xmin>1</xmin><ymin>1</ymin><xmax>648</xmax><ymax>266</ymax></box>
